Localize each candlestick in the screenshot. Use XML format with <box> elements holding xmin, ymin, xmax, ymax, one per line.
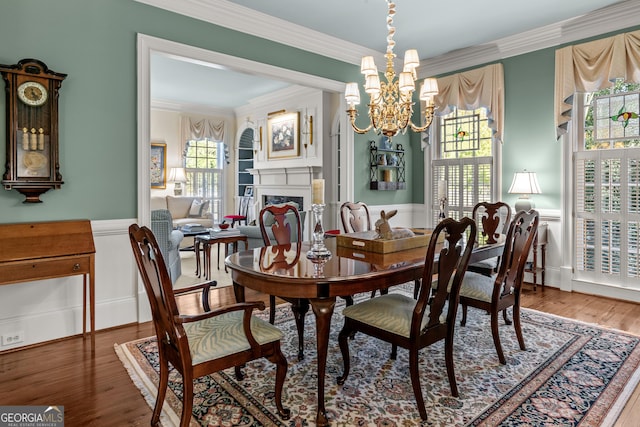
<box><xmin>312</xmin><ymin>179</ymin><xmax>325</xmax><ymax>205</ymax></box>
<box><xmin>306</xmin><ymin>203</ymin><xmax>331</xmax><ymax>260</ymax></box>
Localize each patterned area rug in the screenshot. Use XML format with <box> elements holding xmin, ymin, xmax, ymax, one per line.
<box><xmin>115</xmin><ymin>287</ymin><xmax>640</xmax><ymax>426</ymax></box>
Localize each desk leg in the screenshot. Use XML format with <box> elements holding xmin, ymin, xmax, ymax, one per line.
<box><xmin>309</xmin><ymin>298</ymin><xmax>336</xmax><ymax>427</ymax></box>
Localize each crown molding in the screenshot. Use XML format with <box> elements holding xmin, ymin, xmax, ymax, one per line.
<box><xmin>137</xmin><ymin>0</ymin><xmax>640</xmax><ymax>79</ymax></box>
<box><xmin>151</xmin><ymin>98</ymin><xmax>235</xmax><ymax>117</ymax></box>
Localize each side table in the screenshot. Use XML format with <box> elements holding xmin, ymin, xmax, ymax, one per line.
<box><xmin>195</xmin><ymin>233</ymin><xmax>248</xmax><ymax>280</ymax></box>
<box><xmin>525</xmin><ymin>222</ymin><xmax>548</xmax><ymax>290</ymax></box>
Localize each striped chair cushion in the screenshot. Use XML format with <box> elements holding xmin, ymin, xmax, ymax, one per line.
<box><xmin>184</xmin><ymin>311</ymin><xmax>283</xmax><ymax>365</ymax></box>
<box><xmin>468</xmin><ymin>256</ymin><xmax>498</xmax><ymax>271</ymax></box>
<box><xmin>460</xmin><ymin>271</ymin><xmax>511</xmax><ymax>302</ymax></box>
<box><xmin>342</xmin><ymin>293</ymin><xmax>441</xmax><ymax>338</ymax></box>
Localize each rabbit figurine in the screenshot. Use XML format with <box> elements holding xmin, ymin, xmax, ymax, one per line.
<box><xmin>374</xmin><ymin>210</ymin><xmax>415</xmax><ymax>240</ymax></box>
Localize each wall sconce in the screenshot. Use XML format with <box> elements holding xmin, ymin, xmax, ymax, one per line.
<box><xmin>168</xmin><ymin>167</ymin><xmax>187</xmax><ymax>196</ymax></box>
<box><xmin>508</xmin><ymin>170</ymin><xmax>541</xmax><ymax>211</ymax></box>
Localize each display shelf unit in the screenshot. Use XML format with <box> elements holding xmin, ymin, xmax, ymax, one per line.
<box><xmin>237</xmin><ymin>128</ymin><xmax>254</xmax><ymax>197</ymax></box>
<box><xmin>369</xmin><ymin>140</ymin><xmax>405</xmax><ymax>190</ymax></box>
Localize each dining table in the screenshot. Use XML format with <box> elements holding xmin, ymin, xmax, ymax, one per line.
<box><xmin>225</xmin><ymin>235</ymin><xmax>504</xmax><ymax>426</ymax></box>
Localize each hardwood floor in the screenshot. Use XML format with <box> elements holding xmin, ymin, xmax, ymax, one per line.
<box><xmin>1</xmin><ymin>285</ymin><xmax>639</xmax><ymax>426</ymax></box>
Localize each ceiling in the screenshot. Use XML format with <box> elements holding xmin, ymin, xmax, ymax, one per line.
<box><xmin>148</xmin><ymin>0</ymin><xmax>632</xmax><ymax>110</ymax></box>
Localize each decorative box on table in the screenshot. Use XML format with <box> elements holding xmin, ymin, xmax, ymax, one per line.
<box><xmin>335</xmin><ymin>228</ymin><xmax>435</xmax><ymax>254</ymax></box>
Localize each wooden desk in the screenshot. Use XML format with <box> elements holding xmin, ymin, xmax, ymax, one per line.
<box><xmin>225</xmin><ymin>238</ymin><xmax>503</xmax><ymax>426</ymax></box>
<box><xmin>525</xmin><ymin>223</ymin><xmax>548</xmax><ymax>290</ymax></box>
<box><xmin>0</xmin><ymin>220</ymin><xmax>96</xmax><ymax>352</ymax></box>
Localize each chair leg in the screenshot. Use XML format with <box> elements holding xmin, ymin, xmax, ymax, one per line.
<box><xmin>445</xmin><ymin>331</ymin><xmax>459</xmax><ymax>397</ymax></box>
<box><xmin>269</xmin><ymin>295</ymin><xmax>276</xmax><ymax>324</ymax></box>
<box><xmin>291</xmin><ymin>299</ymin><xmax>309</xmax><ymax>360</ymax></box>
<box><xmin>267</xmin><ymin>343</ymin><xmax>291</xmax><ymax>420</ymax></box>
<box><xmin>490</xmin><ymin>309</ymin><xmax>507</xmax><ymax>364</ymax></box>
<box><xmin>502</xmin><ymin>307</ymin><xmax>512</xmax><ymax>325</ymax></box>
<box><xmin>460</xmin><ymin>304</ymin><xmax>468</xmax><ymax>326</ymax></box>
<box><xmin>336</xmin><ymin>323</ymin><xmax>352</xmax><ymax>385</ymax></box>
<box><xmin>409</xmin><ymin>349</ymin><xmax>428</xmax><ymax>421</ymax></box>
<box><xmin>180</xmin><ymin>375</ymin><xmax>194</xmax><ymax>427</ymax></box>
<box><xmin>391</xmin><ymin>344</ymin><xmax>398</xmax><ymax>360</ymax></box>
<box><xmin>152</xmin><ymin>356</ymin><xmax>169</xmax><ymax>426</ymax></box>
<box><xmin>513</xmin><ymin>303</ymin><xmax>526</xmax><ymax>351</ymax></box>
<box><xmin>234</xmin><ymin>365</ymin><xmax>244</xmax><ymax>380</ymax></box>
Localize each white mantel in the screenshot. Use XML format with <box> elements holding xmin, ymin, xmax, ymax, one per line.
<box><xmin>249</xmin><ymin>166</ymin><xmax>323</xmax><ymax>212</ymax></box>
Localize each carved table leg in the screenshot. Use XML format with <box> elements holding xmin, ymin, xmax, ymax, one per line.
<box><xmin>309</xmin><ymin>297</ymin><xmax>336</xmax><ymax>427</ymax></box>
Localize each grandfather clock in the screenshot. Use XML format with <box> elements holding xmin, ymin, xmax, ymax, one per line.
<box><xmin>0</xmin><ymin>59</ymin><xmax>67</xmax><ymax>203</ymax></box>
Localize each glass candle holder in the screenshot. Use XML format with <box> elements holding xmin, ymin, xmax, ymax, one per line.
<box><xmin>307</xmin><ymin>203</ymin><xmax>332</xmax><ymax>260</ymax></box>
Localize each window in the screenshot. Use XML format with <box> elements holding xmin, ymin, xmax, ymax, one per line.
<box><xmin>575</xmin><ymin>81</ymin><xmax>640</xmax><ymax>285</ymax></box>
<box><xmin>432</xmin><ymin>107</ymin><xmax>494</xmax><ymax>224</ymax></box>
<box><xmin>184</xmin><ymin>139</ymin><xmax>225</xmax><ymax>224</ymax></box>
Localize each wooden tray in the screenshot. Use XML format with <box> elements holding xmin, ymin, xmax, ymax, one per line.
<box><xmin>335</xmin><ymin>228</ymin><xmax>434</xmax><ymax>253</ymax></box>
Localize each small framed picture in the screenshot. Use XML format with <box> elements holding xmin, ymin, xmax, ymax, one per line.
<box><xmin>244</xmin><ymin>185</ymin><xmax>253</xmax><ymax>197</ymax></box>
<box><xmin>267</xmin><ymin>111</ymin><xmax>300</xmax><ymax>159</ymax></box>
<box><xmin>150</xmin><ymin>142</ymin><xmax>166</xmax><ymax>189</ymax></box>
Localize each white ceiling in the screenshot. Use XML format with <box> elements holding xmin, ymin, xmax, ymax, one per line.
<box><xmin>148</xmin><ymin>0</ymin><xmax>635</xmax><ymax>110</ymax></box>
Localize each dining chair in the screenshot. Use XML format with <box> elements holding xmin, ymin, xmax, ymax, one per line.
<box><xmin>458</xmin><ymin>209</ymin><xmax>539</xmax><ymax>365</ymax></box>
<box><xmin>336</xmin><ymin>217</ymin><xmax>477</xmax><ymax>421</ymax></box>
<box><xmin>129</xmin><ymin>224</ymin><xmax>290</xmax><ymax>426</ymax></box>
<box><xmin>467</xmin><ymin>201</ymin><xmax>511</xmax><ymax>276</ymax></box>
<box><xmin>223</xmin><ymin>195</ymin><xmax>251</xmax><ymax>228</ymax></box>
<box><xmin>259</xmin><ymin>203</ymin><xmax>310</xmax><ymax>360</ymax></box>
<box><xmin>340</xmin><ymin>201</ymin><xmax>372</xmax><ymax>233</ymax></box>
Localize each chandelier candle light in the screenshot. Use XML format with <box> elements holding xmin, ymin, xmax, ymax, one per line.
<box><xmin>308</xmin><ymin>179</ymin><xmax>331</xmax><ymax>260</ymax></box>
<box><xmin>345</xmin><ymin>0</ymin><xmax>439</xmax><ymax>140</ymax></box>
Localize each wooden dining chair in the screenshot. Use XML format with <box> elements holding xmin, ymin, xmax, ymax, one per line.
<box><xmin>459</xmin><ymin>209</ymin><xmax>539</xmax><ymax>364</ymax></box>
<box><xmin>259</xmin><ymin>203</ymin><xmax>310</xmax><ymax>360</ymax></box>
<box><xmin>129</xmin><ymin>224</ymin><xmax>290</xmax><ymax>426</ymax></box>
<box><xmin>337</xmin><ymin>217</ymin><xmax>477</xmax><ymax>421</ymax></box>
<box><xmin>223</xmin><ymin>195</ymin><xmax>251</xmax><ymax>228</ymax></box>
<box><xmin>467</xmin><ymin>201</ymin><xmax>511</xmax><ymax>276</ymax></box>
<box><xmin>340</xmin><ymin>201</ymin><xmax>372</xmax><ymax>233</ymax></box>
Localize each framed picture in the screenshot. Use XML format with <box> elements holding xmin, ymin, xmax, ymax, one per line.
<box><xmin>244</xmin><ymin>185</ymin><xmax>254</xmax><ymax>197</ymax></box>
<box><xmin>150</xmin><ymin>142</ymin><xmax>167</xmax><ymax>189</ymax></box>
<box><xmin>267</xmin><ymin>111</ymin><xmax>300</xmax><ymax>159</ymax></box>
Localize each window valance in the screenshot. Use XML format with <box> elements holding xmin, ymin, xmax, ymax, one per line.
<box><xmin>180</xmin><ymin>116</ymin><xmax>227</xmax><ymax>162</ymax></box>
<box><xmin>555</xmin><ymin>29</ymin><xmax>640</xmax><ymax>140</ymax></box>
<box><xmin>431</xmin><ymin>63</ymin><xmax>504</xmax><ymax>148</ymax></box>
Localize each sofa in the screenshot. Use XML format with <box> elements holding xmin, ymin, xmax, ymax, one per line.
<box><xmin>150</xmin><ymin>209</ymin><xmax>184</xmax><ymax>284</ymax></box>
<box><xmin>238</xmin><ymin>204</ymin><xmax>306</xmax><ymax>249</ymax></box>
<box><xmin>151</xmin><ymin>195</ymin><xmax>214</xmax><ymax>228</ymax></box>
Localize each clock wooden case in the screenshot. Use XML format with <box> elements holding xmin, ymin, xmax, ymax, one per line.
<box><xmin>0</xmin><ymin>59</ymin><xmax>67</xmax><ymax>203</ymax></box>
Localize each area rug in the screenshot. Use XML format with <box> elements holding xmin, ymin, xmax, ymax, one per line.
<box><xmin>115</xmin><ymin>287</ymin><xmax>640</xmax><ymax>426</ymax></box>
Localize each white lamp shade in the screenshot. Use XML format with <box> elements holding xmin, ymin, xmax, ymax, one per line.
<box><xmin>419</xmin><ymin>78</ymin><xmax>439</xmax><ymax>100</ymax></box>
<box><xmin>168</xmin><ymin>167</ymin><xmax>187</xmax><ymax>183</ymax></box>
<box><xmin>399</xmin><ymin>71</ymin><xmax>415</xmax><ymax>94</ymax></box>
<box><xmin>345</xmin><ymin>82</ymin><xmax>361</xmax><ymax>106</ymax></box>
<box><xmin>508</xmin><ymin>171</ymin><xmax>541</xmax><ymax>195</ymax></box>
<box><xmin>364</xmin><ymin>74</ymin><xmax>381</xmax><ymax>95</ymax></box>
<box><xmin>403</xmin><ymin>49</ymin><xmax>419</xmax><ymax>70</ymax></box>
<box><xmin>360</xmin><ymin>56</ymin><xmax>378</xmax><ymax>76</ymax></box>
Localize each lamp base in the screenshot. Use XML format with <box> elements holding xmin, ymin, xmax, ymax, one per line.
<box><xmin>514</xmin><ymin>197</ymin><xmax>534</xmax><ymax>212</ymax></box>
<box><xmin>174</xmin><ymin>183</ymin><xmax>183</xmax><ymax>196</ymax></box>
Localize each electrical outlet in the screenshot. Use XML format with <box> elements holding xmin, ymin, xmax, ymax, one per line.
<box><xmin>1</xmin><ymin>331</ymin><xmax>24</xmax><ymax>346</ymax></box>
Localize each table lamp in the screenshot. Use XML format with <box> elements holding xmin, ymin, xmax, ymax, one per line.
<box><xmin>168</xmin><ymin>167</ymin><xmax>187</xmax><ymax>196</ymax></box>
<box><xmin>508</xmin><ymin>170</ymin><xmax>541</xmax><ymax>211</ymax></box>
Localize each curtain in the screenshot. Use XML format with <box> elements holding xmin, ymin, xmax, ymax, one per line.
<box><xmin>428</xmin><ymin>63</ymin><xmax>504</xmax><ymax>149</ymax></box>
<box><xmin>555</xmin><ymin>29</ymin><xmax>640</xmax><ymax>140</ymax></box>
<box><xmin>180</xmin><ymin>116</ymin><xmax>230</xmax><ymax>164</ymax></box>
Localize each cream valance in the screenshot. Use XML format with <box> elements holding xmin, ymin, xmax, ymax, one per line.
<box><xmin>180</xmin><ymin>116</ymin><xmax>226</xmax><ymax>160</ymax></box>
<box><xmin>430</xmin><ymin>63</ymin><xmax>504</xmax><ymax>148</ymax></box>
<box><xmin>555</xmin><ymin>29</ymin><xmax>640</xmax><ymax>140</ymax></box>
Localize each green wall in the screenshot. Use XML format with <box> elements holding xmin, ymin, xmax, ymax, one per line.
<box><xmin>0</xmin><ymin>0</ymin><xmax>637</xmax><ymax>223</ymax></box>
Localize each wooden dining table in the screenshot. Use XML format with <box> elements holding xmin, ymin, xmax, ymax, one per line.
<box><xmin>225</xmin><ymin>236</ymin><xmax>504</xmax><ymax>426</ymax></box>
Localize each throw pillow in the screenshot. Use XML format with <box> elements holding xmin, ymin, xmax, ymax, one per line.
<box><xmin>188</xmin><ymin>199</ymin><xmax>204</xmax><ymax>218</ymax></box>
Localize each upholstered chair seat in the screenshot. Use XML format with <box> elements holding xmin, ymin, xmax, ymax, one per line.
<box><xmin>184</xmin><ymin>311</ymin><xmax>284</xmax><ymax>364</ymax></box>
<box><xmin>459</xmin><ymin>271</ymin><xmax>512</xmax><ymax>303</ymax></box>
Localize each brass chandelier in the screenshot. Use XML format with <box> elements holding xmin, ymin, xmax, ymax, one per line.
<box><xmin>345</xmin><ymin>0</ymin><xmax>438</xmax><ymax>140</ymax></box>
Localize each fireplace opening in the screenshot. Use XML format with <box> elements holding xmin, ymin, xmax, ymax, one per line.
<box><xmin>263</xmin><ymin>195</ymin><xmax>304</xmax><ymax>211</ymax></box>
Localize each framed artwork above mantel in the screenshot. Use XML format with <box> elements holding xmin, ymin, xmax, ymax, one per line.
<box><xmin>267</xmin><ymin>111</ymin><xmax>300</xmax><ymax>159</ymax></box>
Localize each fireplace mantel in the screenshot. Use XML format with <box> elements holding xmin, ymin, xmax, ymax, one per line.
<box><xmin>248</xmin><ymin>166</ymin><xmax>322</xmax><ymax>213</ymax></box>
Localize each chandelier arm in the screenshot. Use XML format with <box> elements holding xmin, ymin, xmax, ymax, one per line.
<box><xmin>347</xmin><ymin>109</ymin><xmax>374</xmax><ymax>134</ymax></box>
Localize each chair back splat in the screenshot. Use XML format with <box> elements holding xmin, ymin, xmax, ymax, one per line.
<box><xmin>340</xmin><ymin>201</ymin><xmax>372</xmax><ymax>233</ymax></box>
<box><xmin>336</xmin><ymin>217</ymin><xmax>477</xmax><ymax>421</ymax></box>
<box><xmin>129</xmin><ymin>224</ymin><xmax>290</xmax><ymax>426</ymax></box>
<box><xmin>468</xmin><ymin>201</ymin><xmax>511</xmax><ymax>276</ymax></box>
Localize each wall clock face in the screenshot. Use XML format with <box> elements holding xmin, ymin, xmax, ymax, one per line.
<box><xmin>17</xmin><ymin>81</ymin><xmax>48</xmax><ymax>106</ymax></box>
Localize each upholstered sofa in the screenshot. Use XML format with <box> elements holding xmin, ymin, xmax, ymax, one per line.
<box><xmin>238</xmin><ymin>204</ymin><xmax>306</xmax><ymax>249</ymax></box>
<box><xmin>151</xmin><ymin>195</ymin><xmax>213</xmax><ymax>228</ymax></box>
<box><xmin>150</xmin><ymin>209</ymin><xmax>184</xmax><ymax>284</ymax></box>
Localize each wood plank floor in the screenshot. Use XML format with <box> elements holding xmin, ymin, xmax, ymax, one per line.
<box><xmin>1</xmin><ymin>284</ymin><xmax>639</xmax><ymax>426</ymax></box>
